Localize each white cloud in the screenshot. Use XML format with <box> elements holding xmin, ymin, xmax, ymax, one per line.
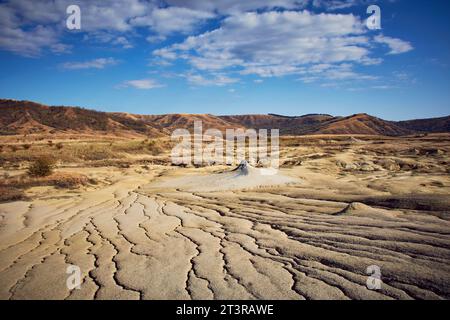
<box><xmin>154</xmin><ymin>9</ymin><xmax>412</xmax><ymax>85</ymax></box>
<box><xmin>82</xmin><ymin>32</ymin><xmax>135</xmax><ymax>49</ymax></box>
<box><xmin>320</xmin><ymin>63</ymin><xmax>377</xmax><ymax>80</ymax></box>
<box><xmin>167</xmin><ymin>0</ymin><xmax>380</xmax><ymax>14</ymax></box>
<box><xmin>313</xmin><ymin>0</ymin><xmax>361</xmax><ymax>10</ymax></box>
<box><xmin>374</xmin><ymin>35</ymin><xmax>413</xmax><ymax>55</ymax></box>
<box><xmin>68</xmin><ymin>0</ymin><xmax>149</xmax><ymax>32</ymax></box>
<box><xmin>164</xmin><ymin>0</ymin><xmax>309</xmax><ymax>14</ymax></box>
<box><xmin>0</xmin><ymin>25</ymin><xmax>63</xmax><ymax>57</ymax></box>
<box><xmin>298</xmin><ymin>63</ymin><xmax>377</xmax><ymax>83</ymax></box>
<box><xmin>50</xmin><ymin>43</ymin><xmax>72</xmax><ymax>54</ymax></box>
<box><xmin>0</xmin><ymin>2</ymin><xmax>63</xmax><ymax>57</ymax></box>
<box><xmin>0</xmin><ymin>0</ymin><xmax>321</xmax><ymax>56</ymax></box>
<box><xmin>184</xmin><ymin>73</ymin><xmax>239</xmax><ymax>86</ymax></box>
<box><xmin>0</xmin><ymin>0</ymin><xmax>149</xmax><ymax>56</ymax></box>
<box><xmin>156</xmin><ymin>10</ymin><xmax>371</xmax><ymax>78</ymax></box>
<box><xmin>371</xmin><ymin>85</ymin><xmax>396</xmax><ymax>90</ymax></box>
<box><xmin>131</xmin><ymin>6</ymin><xmax>214</xmax><ymax>37</ymax></box>
<box><xmin>120</xmin><ymin>78</ymin><xmax>165</xmax><ymax>89</ymax></box>
<box><xmin>61</xmin><ymin>57</ymin><xmax>119</xmax><ymax>70</ymax></box>
<box><xmin>153</xmin><ymin>48</ymin><xmax>178</xmax><ymax>60</ymax></box>
<box><xmin>0</xmin><ymin>0</ymin><xmax>413</xmax><ymax>89</ymax></box>
<box><xmin>113</xmin><ymin>36</ymin><xmax>133</xmax><ymax>49</ymax></box>
<box><xmin>241</xmin><ymin>65</ymin><xmax>305</xmax><ymax>78</ymax></box>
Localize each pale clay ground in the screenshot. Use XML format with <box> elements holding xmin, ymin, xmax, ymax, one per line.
<box><xmin>0</xmin><ymin>137</ymin><xmax>449</xmax><ymax>300</ymax></box>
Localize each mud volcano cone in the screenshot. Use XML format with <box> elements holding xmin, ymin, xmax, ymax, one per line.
<box><xmin>231</xmin><ymin>160</ymin><xmax>256</xmax><ymax>176</ymax></box>
<box><xmin>151</xmin><ymin>160</ymin><xmax>297</xmax><ymax>192</ymax></box>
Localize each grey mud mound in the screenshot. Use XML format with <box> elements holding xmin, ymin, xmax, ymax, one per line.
<box><xmin>151</xmin><ymin>161</ymin><xmax>298</xmax><ymax>192</ymax></box>
<box><xmin>0</xmin><ymin>162</ymin><xmax>449</xmax><ymax>300</ymax></box>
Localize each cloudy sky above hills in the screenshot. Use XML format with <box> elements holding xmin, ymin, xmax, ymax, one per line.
<box><xmin>0</xmin><ymin>0</ymin><xmax>449</xmax><ymax>119</ymax></box>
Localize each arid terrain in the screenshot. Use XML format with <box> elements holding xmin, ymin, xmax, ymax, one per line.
<box><xmin>0</xmin><ymin>0</ymin><xmax>449</xmax><ymax>305</ymax></box>
<box><xmin>0</xmin><ymin>126</ymin><xmax>449</xmax><ymax>299</ymax></box>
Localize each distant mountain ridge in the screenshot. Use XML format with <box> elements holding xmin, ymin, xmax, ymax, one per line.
<box><xmin>0</xmin><ymin>99</ymin><xmax>449</xmax><ymax>137</ymax></box>
<box><xmin>397</xmin><ymin>116</ymin><xmax>450</xmax><ymax>133</ymax></box>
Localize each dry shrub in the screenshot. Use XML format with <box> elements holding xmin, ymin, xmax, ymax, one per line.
<box><xmin>112</xmin><ymin>139</ymin><xmax>170</xmax><ymax>156</ymax></box>
<box><xmin>9</xmin><ymin>145</ymin><xmax>18</xmax><ymax>152</ymax></box>
<box><xmin>23</xmin><ymin>144</ymin><xmax>31</xmax><ymax>150</ymax></box>
<box><xmin>87</xmin><ymin>159</ymin><xmax>133</xmax><ymax>168</ymax></box>
<box><xmin>44</xmin><ymin>172</ymin><xmax>90</xmax><ymax>188</ymax></box>
<box><xmin>145</xmin><ymin>140</ymin><xmax>165</xmax><ymax>155</ymax></box>
<box><xmin>1</xmin><ymin>172</ymin><xmax>91</xmax><ymax>192</ymax></box>
<box><xmin>0</xmin><ymin>146</ymin><xmax>55</xmax><ymax>167</ymax></box>
<box><xmin>281</xmin><ymin>158</ymin><xmax>303</xmax><ymax>168</ymax></box>
<box><xmin>0</xmin><ymin>187</ymin><xmax>26</xmax><ymax>202</ymax></box>
<box><xmin>80</xmin><ymin>145</ymin><xmax>115</xmax><ymax>160</ymax></box>
<box><xmin>112</xmin><ymin>140</ymin><xmax>145</xmax><ymax>153</ymax></box>
<box><xmin>28</xmin><ymin>156</ymin><xmax>56</xmax><ymax>177</ymax></box>
<box><xmin>55</xmin><ymin>142</ymin><xmax>63</xmax><ymax>150</ymax></box>
<box><xmin>52</xmin><ymin>143</ymin><xmax>111</xmax><ymax>162</ymax></box>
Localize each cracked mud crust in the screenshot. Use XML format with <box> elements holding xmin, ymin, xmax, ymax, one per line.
<box><xmin>0</xmin><ymin>135</ymin><xmax>449</xmax><ymax>300</ymax></box>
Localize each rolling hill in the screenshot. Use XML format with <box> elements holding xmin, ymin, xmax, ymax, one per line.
<box><xmin>0</xmin><ymin>99</ymin><xmax>448</xmax><ymax>137</ymax></box>
<box><xmin>397</xmin><ymin>116</ymin><xmax>450</xmax><ymax>133</ymax></box>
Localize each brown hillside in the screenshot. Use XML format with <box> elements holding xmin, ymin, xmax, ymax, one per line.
<box><xmin>0</xmin><ymin>99</ymin><xmax>447</xmax><ymax>137</ymax></box>
<box><xmin>0</xmin><ymin>99</ymin><xmax>162</xmax><ymax>137</ymax></box>
<box><xmin>219</xmin><ymin>114</ymin><xmax>333</xmax><ymax>132</ymax></box>
<box><xmin>311</xmin><ymin>113</ymin><xmax>414</xmax><ymax>136</ymax></box>
<box><xmin>396</xmin><ymin>116</ymin><xmax>450</xmax><ymax>133</ymax></box>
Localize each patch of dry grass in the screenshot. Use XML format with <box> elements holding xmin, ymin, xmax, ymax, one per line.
<box><xmin>1</xmin><ymin>172</ymin><xmax>92</xmax><ymax>191</ymax></box>
<box><xmin>0</xmin><ymin>187</ymin><xmax>26</xmax><ymax>202</ymax></box>
<box><xmin>111</xmin><ymin>139</ymin><xmax>170</xmax><ymax>155</ymax></box>
<box><xmin>0</xmin><ymin>138</ymin><xmax>172</xmax><ymax>168</ymax></box>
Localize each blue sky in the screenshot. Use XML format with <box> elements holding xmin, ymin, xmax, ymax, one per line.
<box><xmin>0</xmin><ymin>0</ymin><xmax>449</xmax><ymax>120</ymax></box>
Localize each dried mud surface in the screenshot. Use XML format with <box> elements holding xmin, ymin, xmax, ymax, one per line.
<box><xmin>0</xmin><ymin>135</ymin><xmax>449</xmax><ymax>300</ymax></box>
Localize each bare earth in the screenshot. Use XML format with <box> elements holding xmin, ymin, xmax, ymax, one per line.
<box><xmin>0</xmin><ymin>135</ymin><xmax>449</xmax><ymax>300</ymax></box>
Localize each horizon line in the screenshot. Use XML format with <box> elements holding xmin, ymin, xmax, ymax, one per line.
<box><xmin>1</xmin><ymin>98</ymin><xmax>449</xmax><ymax>123</ymax></box>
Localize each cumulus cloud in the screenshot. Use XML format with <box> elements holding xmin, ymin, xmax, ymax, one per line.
<box><xmin>167</xmin><ymin>0</ymin><xmax>380</xmax><ymax>12</ymax></box>
<box><xmin>0</xmin><ymin>0</ymin><xmax>315</xmax><ymax>56</ymax></box>
<box><xmin>61</xmin><ymin>57</ymin><xmax>119</xmax><ymax>70</ymax></box>
<box><xmin>0</xmin><ymin>0</ymin><xmax>413</xmax><ymax>88</ymax></box>
<box><xmin>119</xmin><ymin>78</ymin><xmax>165</xmax><ymax>89</ymax></box>
<box><xmin>0</xmin><ymin>2</ymin><xmax>63</xmax><ymax>57</ymax></box>
<box><xmin>298</xmin><ymin>63</ymin><xmax>377</xmax><ymax>83</ymax></box>
<box><xmin>0</xmin><ymin>24</ymin><xmax>61</xmax><ymax>57</ymax></box>
<box><xmin>155</xmin><ymin>10</ymin><xmax>373</xmax><ymax>78</ymax></box>
<box><xmin>152</xmin><ymin>8</ymin><xmax>413</xmax><ymax>85</ymax></box>
<box><xmin>131</xmin><ymin>6</ymin><xmax>214</xmax><ymax>38</ymax></box>
<box><xmin>183</xmin><ymin>73</ymin><xmax>239</xmax><ymax>86</ymax></box>
<box><xmin>374</xmin><ymin>35</ymin><xmax>414</xmax><ymax>55</ymax></box>
<box><xmin>312</xmin><ymin>0</ymin><xmax>368</xmax><ymax>10</ymax></box>
<box><xmin>112</xmin><ymin>36</ymin><xmax>134</xmax><ymax>49</ymax></box>
<box><xmin>165</xmin><ymin>0</ymin><xmax>309</xmax><ymax>14</ymax></box>
<box><xmin>0</xmin><ymin>0</ymin><xmax>150</xmax><ymax>56</ymax></box>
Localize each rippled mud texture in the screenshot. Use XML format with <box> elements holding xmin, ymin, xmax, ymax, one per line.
<box><xmin>0</xmin><ymin>135</ymin><xmax>449</xmax><ymax>300</ymax></box>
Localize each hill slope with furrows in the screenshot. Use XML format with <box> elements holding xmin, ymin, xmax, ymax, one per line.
<box><xmin>307</xmin><ymin>113</ymin><xmax>414</xmax><ymax>136</ymax></box>
<box><xmin>0</xmin><ymin>99</ymin><xmax>163</xmax><ymax>137</ymax></box>
<box><xmin>0</xmin><ymin>99</ymin><xmax>448</xmax><ymax>136</ymax></box>
<box><xmin>219</xmin><ymin>114</ymin><xmax>334</xmax><ymax>132</ymax></box>
<box><xmin>396</xmin><ymin>116</ymin><xmax>450</xmax><ymax>133</ymax></box>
